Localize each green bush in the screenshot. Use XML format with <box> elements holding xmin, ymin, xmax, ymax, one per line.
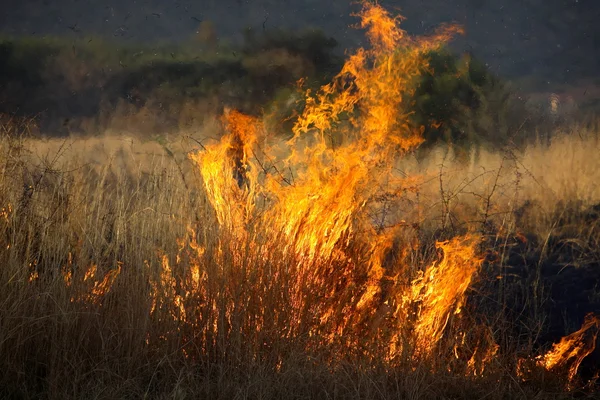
<box><xmin>0</xmin><ymin>29</ymin><xmax>341</xmax><ymax>135</ymax></box>
<box><xmin>410</xmin><ymin>49</ymin><xmax>517</xmax><ymax>161</ymax></box>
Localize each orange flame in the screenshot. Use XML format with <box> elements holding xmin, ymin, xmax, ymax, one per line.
<box><xmin>187</xmin><ymin>1</ymin><xmax>481</xmax><ymax>365</ymax></box>
<box><xmin>67</xmin><ymin>262</ymin><xmax>122</xmax><ymax>304</ymax></box>
<box><xmin>401</xmin><ymin>235</ymin><xmax>483</xmax><ymax>357</ymax></box>
<box><xmin>536</xmin><ymin>313</ymin><xmax>600</xmax><ymax>383</ymax></box>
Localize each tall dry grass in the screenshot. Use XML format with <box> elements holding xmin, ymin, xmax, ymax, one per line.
<box><xmin>1</xmin><ymin>121</ymin><xmax>599</xmax><ymax>399</ymax></box>
<box><xmin>395</xmin><ymin>125</ymin><xmax>600</xmax><ymax>235</ymax></box>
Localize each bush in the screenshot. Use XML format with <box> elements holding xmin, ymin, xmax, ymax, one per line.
<box><xmin>410</xmin><ymin>49</ymin><xmax>518</xmax><ymax>160</ymax></box>
<box><xmin>0</xmin><ymin>30</ymin><xmax>341</xmax><ymax>136</ymax></box>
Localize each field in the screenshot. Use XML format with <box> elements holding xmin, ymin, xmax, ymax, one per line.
<box><xmin>1</xmin><ymin>3</ymin><xmax>600</xmax><ymax>399</ymax></box>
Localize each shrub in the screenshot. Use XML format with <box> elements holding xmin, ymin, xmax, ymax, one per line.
<box><xmin>410</xmin><ymin>49</ymin><xmax>517</xmax><ymax>161</ymax></box>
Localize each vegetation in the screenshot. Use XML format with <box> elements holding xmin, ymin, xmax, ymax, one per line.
<box><xmin>1</xmin><ymin>115</ymin><xmax>599</xmax><ymax>399</ymax></box>
<box><xmin>1</xmin><ymin>3</ymin><xmax>600</xmax><ymax>399</ymax></box>
<box><xmin>411</xmin><ymin>50</ymin><xmax>514</xmax><ymax>158</ymax></box>
<box><xmin>0</xmin><ymin>29</ymin><xmax>342</xmax><ymax>135</ymax></box>
<box><xmin>0</xmin><ymin>28</ymin><xmax>560</xmax><ymax>147</ymax></box>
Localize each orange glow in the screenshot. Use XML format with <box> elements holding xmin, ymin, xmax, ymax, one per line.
<box><xmin>536</xmin><ymin>313</ymin><xmax>600</xmax><ymax>383</ymax></box>
<box><xmin>14</xmin><ymin>1</ymin><xmax>596</xmax><ymax>390</ymax></box>
<box><xmin>186</xmin><ymin>0</ymin><xmax>483</xmax><ymax>367</ymax></box>
<box><xmin>67</xmin><ymin>262</ymin><xmax>122</xmax><ymax>304</ymax></box>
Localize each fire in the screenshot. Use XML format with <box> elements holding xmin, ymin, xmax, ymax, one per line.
<box><xmin>192</xmin><ymin>109</ymin><xmax>261</xmax><ymax>237</ymax></box>
<box><xmin>401</xmin><ymin>235</ymin><xmax>483</xmax><ymax>357</ymax></box>
<box><xmin>65</xmin><ymin>262</ymin><xmax>122</xmax><ymax>304</ymax></box>
<box><xmin>188</xmin><ymin>0</ymin><xmax>479</xmax><ymax>366</ymax></box>
<box><xmin>0</xmin><ymin>203</ymin><xmax>11</xmax><ymax>223</ymax></box>
<box><xmin>536</xmin><ymin>313</ymin><xmax>600</xmax><ymax>383</ymax></box>
<box><xmin>1</xmin><ymin>203</ymin><xmax>11</xmax><ymax>250</ymax></box>
<box><xmin>190</xmin><ymin>1</ymin><xmax>463</xmax><ymax>265</ymax></box>
<box><xmin>13</xmin><ymin>0</ymin><xmax>597</xmax><ymax>390</ymax></box>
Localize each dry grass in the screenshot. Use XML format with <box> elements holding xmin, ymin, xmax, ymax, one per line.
<box><xmin>1</xmin><ymin>120</ymin><xmax>599</xmax><ymax>399</ymax></box>
<box><xmin>394</xmin><ymin>124</ymin><xmax>600</xmax><ymax>235</ymax></box>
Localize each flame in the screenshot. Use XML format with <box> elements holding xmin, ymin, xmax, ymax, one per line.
<box><xmin>458</xmin><ymin>328</ymin><xmax>500</xmax><ymax>377</ymax></box>
<box><xmin>191</xmin><ymin>1</ymin><xmax>463</xmax><ymax>265</ymax></box>
<box><xmin>10</xmin><ymin>1</ymin><xmax>596</xmax><ymax>389</ymax></box>
<box><xmin>67</xmin><ymin>262</ymin><xmax>122</xmax><ymax>304</ymax></box>
<box><xmin>89</xmin><ymin>263</ymin><xmax>121</xmax><ymax>299</ymax></box>
<box><xmin>536</xmin><ymin>313</ymin><xmax>600</xmax><ymax>383</ymax></box>
<box><xmin>466</xmin><ymin>343</ymin><xmax>499</xmax><ymax>376</ymax></box>
<box><xmin>0</xmin><ymin>203</ymin><xmax>11</xmax><ymax>223</ymax></box>
<box><xmin>400</xmin><ymin>235</ymin><xmax>483</xmax><ymax>357</ymax></box>
<box><xmin>83</xmin><ymin>263</ymin><xmax>97</xmax><ymax>281</ymax></box>
<box><xmin>1</xmin><ymin>203</ymin><xmax>11</xmax><ymax>250</ymax></box>
<box><xmin>150</xmin><ymin>254</ymin><xmax>187</xmax><ymax>320</ymax></box>
<box><xmin>28</xmin><ymin>271</ymin><xmax>39</xmax><ymax>282</ymax></box>
<box><xmin>186</xmin><ymin>1</ymin><xmax>481</xmax><ymax>366</ymax></box>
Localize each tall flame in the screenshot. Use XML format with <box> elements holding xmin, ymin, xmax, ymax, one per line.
<box><xmin>188</xmin><ymin>1</ymin><xmax>478</xmax><ymax>364</ymax></box>
<box><xmin>190</xmin><ymin>1</ymin><xmax>464</xmax><ymax>265</ymax></box>
<box><xmin>402</xmin><ymin>235</ymin><xmax>482</xmax><ymax>357</ymax></box>
<box><xmin>11</xmin><ymin>0</ymin><xmax>598</xmax><ymax>389</ymax></box>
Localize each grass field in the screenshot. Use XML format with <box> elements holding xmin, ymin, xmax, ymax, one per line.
<box><xmin>2</xmin><ymin>113</ymin><xmax>599</xmax><ymax>400</ymax></box>
<box><xmin>1</xmin><ymin>2</ymin><xmax>600</xmax><ymax>399</ymax></box>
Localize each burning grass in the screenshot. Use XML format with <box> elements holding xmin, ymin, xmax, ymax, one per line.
<box><xmin>1</xmin><ymin>2</ymin><xmax>600</xmax><ymax>399</ymax></box>
<box><xmin>2</xmin><ymin>125</ymin><xmax>600</xmax><ymax>400</ymax></box>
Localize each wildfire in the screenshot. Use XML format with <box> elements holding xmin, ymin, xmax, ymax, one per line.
<box><xmin>188</xmin><ymin>0</ymin><xmax>480</xmax><ymax>365</ymax></box>
<box><xmin>13</xmin><ymin>0</ymin><xmax>599</xmax><ymax>390</ymax></box>
<box><xmin>63</xmin><ymin>261</ymin><xmax>122</xmax><ymax>304</ymax></box>
<box><xmin>536</xmin><ymin>313</ymin><xmax>600</xmax><ymax>383</ymax></box>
